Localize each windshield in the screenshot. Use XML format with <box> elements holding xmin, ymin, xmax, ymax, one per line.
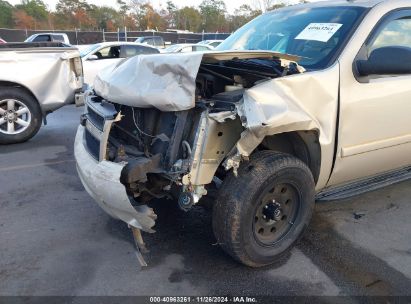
<box><xmin>217</xmin><ymin>6</ymin><xmax>366</xmax><ymax>69</ymax></box>
<box><xmin>164</xmin><ymin>44</ymin><xmax>182</xmax><ymax>53</ymax></box>
<box><xmin>80</xmin><ymin>44</ymin><xmax>101</xmax><ymax>58</ymax></box>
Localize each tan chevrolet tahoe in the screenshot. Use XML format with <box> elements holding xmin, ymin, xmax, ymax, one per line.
<box><xmin>75</xmin><ymin>0</ymin><xmax>411</xmax><ymax>267</ymax></box>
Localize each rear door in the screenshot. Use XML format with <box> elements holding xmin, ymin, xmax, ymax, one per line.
<box><xmin>328</xmin><ymin>9</ymin><xmax>411</xmax><ymax>186</ymax></box>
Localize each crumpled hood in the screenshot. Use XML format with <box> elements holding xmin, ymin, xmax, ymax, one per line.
<box><xmin>93</xmin><ymin>51</ymin><xmax>301</xmax><ymax>112</ymax></box>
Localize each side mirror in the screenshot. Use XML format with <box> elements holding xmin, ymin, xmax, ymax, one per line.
<box><xmin>88</xmin><ymin>54</ymin><xmax>98</xmax><ymax>61</ymax></box>
<box><xmin>356</xmin><ymin>46</ymin><xmax>411</xmax><ymax>76</ymax></box>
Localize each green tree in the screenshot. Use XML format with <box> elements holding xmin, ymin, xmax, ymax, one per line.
<box><xmin>56</xmin><ymin>0</ymin><xmax>90</xmax><ymax>15</ymax></box>
<box><xmin>116</xmin><ymin>0</ymin><xmax>130</xmax><ymax>27</ymax></box>
<box><xmin>227</xmin><ymin>4</ymin><xmax>261</xmax><ymax>32</ymax></box>
<box><xmin>267</xmin><ymin>3</ymin><xmax>287</xmax><ymax>11</ymax></box>
<box><xmin>15</xmin><ymin>0</ymin><xmax>48</xmax><ymax>22</ymax></box>
<box><xmin>177</xmin><ymin>7</ymin><xmax>201</xmax><ymax>32</ymax></box>
<box><xmin>55</xmin><ymin>0</ymin><xmax>95</xmax><ymax>29</ymax></box>
<box><xmin>199</xmin><ymin>0</ymin><xmax>226</xmax><ymax>32</ymax></box>
<box><xmin>165</xmin><ymin>0</ymin><xmax>177</xmax><ymax>28</ymax></box>
<box><xmin>89</xmin><ymin>5</ymin><xmax>122</xmax><ymax>30</ymax></box>
<box><xmin>132</xmin><ymin>2</ymin><xmax>165</xmax><ymax>31</ymax></box>
<box><xmin>0</xmin><ymin>0</ymin><xmax>14</xmax><ymax>28</ymax></box>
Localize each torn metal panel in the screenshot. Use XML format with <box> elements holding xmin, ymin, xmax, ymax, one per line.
<box><xmin>93</xmin><ymin>51</ymin><xmax>302</xmax><ymax>112</ymax></box>
<box><xmin>183</xmin><ymin>111</ymin><xmax>242</xmax><ymax>186</ymax></box>
<box><xmin>0</xmin><ymin>48</ymin><xmax>83</xmax><ymax>113</ymax></box>
<box><xmin>74</xmin><ymin>126</ymin><xmax>157</xmax><ymax>233</ymax></box>
<box><xmin>94</xmin><ymin>53</ymin><xmax>204</xmax><ymax>112</ymax></box>
<box><xmin>234</xmin><ymin>63</ymin><xmax>340</xmax><ymax>189</ymax></box>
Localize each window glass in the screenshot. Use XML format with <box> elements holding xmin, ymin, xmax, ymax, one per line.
<box><xmin>144</xmin><ymin>38</ymin><xmax>154</xmax><ymax>45</ymax></box>
<box><xmin>164</xmin><ymin>44</ymin><xmax>181</xmax><ymax>53</ymax></box>
<box><xmin>52</xmin><ymin>34</ymin><xmax>64</xmax><ymax>42</ymax></box>
<box><xmin>122</xmin><ymin>45</ymin><xmax>139</xmax><ymax>57</ymax></box>
<box><xmin>181</xmin><ymin>46</ymin><xmax>193</xmax><ymax>52</ymax></box>
<box><xmin>33</xmin><ymin>35</ymin><xmax>51</xmax><ymax>42</ymax></box>
<box><xmin>80</xmin><ymin>44</ymin><xmax>101</xmax><ymax>58</ymax></box>
<box><xmin>194</xmin><ymin>46</ymin><xmax>210</xmax><ymax>52</ymax></box>
<box><xmin>217</xmin><ymin>7</ymin><xmax>366</xmax><ymax>69</ymax></box>
<box><xmin>140</xmin><ymin>46</ymin><xmax>160</xmax><ymax>54</ymax></box>
<box><xmin>154</xmin><ymin>37</ymin><xmax>163</xmax><ymax>46</ymax></box>
<box><xmin>370</xmin><ymin>17</ymin><xmax>411</xmax><ymax>51</ymax></box>
<box><xmin>93</xmin><ymin>46</ymin><xmax>120</xmax><ymax>59</ymax></box>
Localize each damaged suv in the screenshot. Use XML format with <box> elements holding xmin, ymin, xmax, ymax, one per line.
<box><xmin>75</xmin><ymin>0</ymin><xmax>411</xmax><ymax>267</ymax></box>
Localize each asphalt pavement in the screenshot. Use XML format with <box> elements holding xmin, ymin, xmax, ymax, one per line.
<box><xmin>0</xmin><ymin>105</ymin><xmax>410</xmax><ymax>298</ymax></box>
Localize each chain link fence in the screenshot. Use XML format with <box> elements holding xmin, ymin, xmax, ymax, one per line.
<box><xmin>0</xmin><ymin>27</ymin><xmax>230</xmax><ymax>45</ymax></box>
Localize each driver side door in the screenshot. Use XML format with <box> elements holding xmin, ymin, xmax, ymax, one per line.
<box><xmin>328</xmin><ymin>10</ymin><xmax>411</xmax><ymax>186</ymax></box>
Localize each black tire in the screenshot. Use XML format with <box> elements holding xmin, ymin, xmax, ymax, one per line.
<box><xmin>212</xmin><ymin>151</ymin><xmax>315</xmax><ymax>267</ymax></box>
<box><xmin>0</xmin><ymin>87</ymin><xmax>42</xmax><ymax>144</ymax></box>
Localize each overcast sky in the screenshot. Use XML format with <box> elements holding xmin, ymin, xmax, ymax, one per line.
<box><xmin>6</xmin><ymin>0</ymin><xmax>322</xmax><ymax>13</ymax></box>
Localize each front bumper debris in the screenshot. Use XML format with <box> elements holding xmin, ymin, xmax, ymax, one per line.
<box><xmin>74</xmin><ymin>126</ymin><xmax>157</xmax><ymax>233</ymax></box>
<box><xmin>75</xmin><ymin>92</ymin><xmax>86</xmax><ymax>107</ymax></box>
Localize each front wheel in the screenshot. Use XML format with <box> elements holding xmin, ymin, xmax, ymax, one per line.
<box><xmin>212</xmin><ymin>151</ymin><xmax>315</xmax><ymax>267</ymax></box>
<box><xmin>0</xmin><ymin>87</ymin><xmax>42</xmax><ymax>144</ymax></box>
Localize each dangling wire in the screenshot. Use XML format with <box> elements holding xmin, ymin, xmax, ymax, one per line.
<box><xmin>131</xmin><ymin>107</ymin><xmax>157</xmax><ymax>138</ymax></box>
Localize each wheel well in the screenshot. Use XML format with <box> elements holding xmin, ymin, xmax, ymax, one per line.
<box><xmin>258</xmin><ymin>131</ymin><xmax>321</xmax><ymax>184</ymax></box>
<box><xmin>0</xmin><ymin>81</ymin><xmax>39</xmax><ymax>107</ymax></box>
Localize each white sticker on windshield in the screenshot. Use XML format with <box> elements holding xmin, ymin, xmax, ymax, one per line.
<box><xmin>295</xmin><ymin>23</ymin><xmax>343</xmax><ymax>42</ymax></box>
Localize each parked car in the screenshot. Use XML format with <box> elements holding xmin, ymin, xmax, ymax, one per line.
<box><xmin>0</xmin><ymin>37</ymin><xmax>6</xmax><ymax>44</ymax></box>
<box><xmin>163</xmin><ymin>43</ymin><xmax>213</xmax><ymax>53</ymax></box>
<box><xmin>80</xmin><ymin>42</ymin><xmax>160</xmax><ymax>86</ymax></box>
<box><xmin>0</xmin><ymin>42</ymin><xmax>83</xmax><ymax>144</ymax></box>
<box><xmin>25</xmin><ymin>33</ymin><xmax>70</xmax><ymax>44</ymax></box>
<box><xmin>197</xmin><ymin>40</ymin><xmax>225</xmax><ymax>48</ymax></box>
<box><xmin>75</xmin><ymin>0</ymin><xmax>411</xmax><ymax>267</ymax></box>
<box><xmin>134</xmin><ymin>36</ymin><xmax>165</xmax><ymax>49</ymax></box>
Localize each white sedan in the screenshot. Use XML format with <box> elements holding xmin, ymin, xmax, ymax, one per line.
<box><xmin>80</xmin><ymin>42</ymin><xmax>159</xmax><ymax>86</ymax></box>
<box><xmin>163</xmin><ymin>43</ymin><xmax>213</xmax><ymax>53</ymax></box>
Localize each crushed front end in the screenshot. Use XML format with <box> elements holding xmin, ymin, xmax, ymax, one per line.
<box><xmin>74</xmin><ymin>51</ymin><xmax>304</xmax><ymax>263</ymax></box>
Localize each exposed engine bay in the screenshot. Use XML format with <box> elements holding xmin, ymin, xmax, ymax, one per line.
<box><xmin>82</xmin><ymin>55</ymin><xmax>303</xmax><ymax>212</ymax></box>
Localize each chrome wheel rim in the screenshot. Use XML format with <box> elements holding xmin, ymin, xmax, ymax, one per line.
<box><xmin>253</xmin><ymin>183</ymin><xmax>300</xmax><ymax>246</ymax></box>
<box><xmin>0</xmin><ymin>99</ymin><xmax>31</xmax><ymax>135</ymax></box>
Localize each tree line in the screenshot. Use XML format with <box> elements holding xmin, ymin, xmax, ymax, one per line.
<box><xmin>0</xmin><ymin>0</ymin><xmax>304</xmax><ymax>33</ymax></box>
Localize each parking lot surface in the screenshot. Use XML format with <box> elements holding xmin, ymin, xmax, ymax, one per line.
<box><xmin>1</xmin><ymin>105</ymin><xmax>410</xmax><ymax>297</ymax></box>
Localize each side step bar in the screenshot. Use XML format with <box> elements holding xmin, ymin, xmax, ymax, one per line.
<box><xmin>316</xmin><ymin>166</ymin><xmax>411</xmax><ymax>201</ymax></box>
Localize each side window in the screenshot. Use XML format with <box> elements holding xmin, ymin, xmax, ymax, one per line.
<box><xmin>121</xmin><ymin>45</ymin><xmax>139</xmax><ymax>58</ymax></box>
<box><xmin>140</xmin><ymin>46</ymin><xmax>159</xmax><ymax>54</ymax></box>
<box><xmin>33</xmin><ymin>35</ymin><xmax>51</xmax><ymax>42</ymax></box>
<box><xmin>354</xmin><ymin>10</ymin><xmax>411</xmax><ymax>80</ymax></box>
<box><xmin>154</xmin><ymin>37</ymin><xmax>163</xmax><ymax>46</ymax></box>
<box><xmin>144</xmin><ymin>38</ymin><xmax>154</xmax><ymax>46</ymax></box>
<box><xmin>369</xmin><ymin>16</ymin><xmax>411</xmax><ymax>51</ymax></box>
<box><xmin>181</xmin><ymin>46</ymin><xmax>193</xmax><ymax>53</ymax></box>
<box><xmin>94</xmin><ymin>46</ymin><xmax>120</xmax><ymax>59</ymax></box>
<box><xmin>121</xmin><ymin>45</ymin><xmax>158</xmax><ymax>57</ymax></box>
<box><xmin>194</xmin><ymin>46</ymin><xmax>209</xmax><ymax>52</ymax></box>
<box><xmin>52</xmin><ymin>34</ymin><xmax>64</xmax><ymax>42</ymax></box>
